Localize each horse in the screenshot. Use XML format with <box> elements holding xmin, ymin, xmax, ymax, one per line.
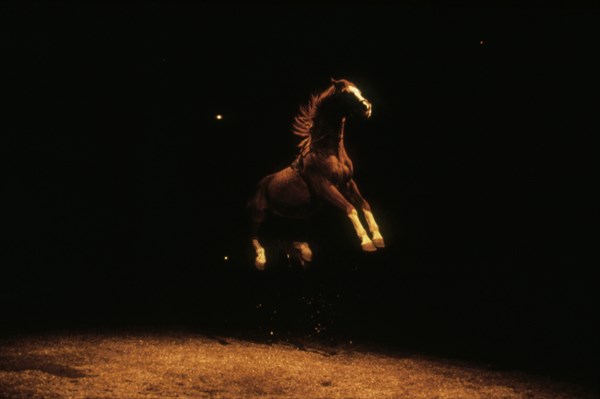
<box><xmin>247</xmin><ymin>78</ymin><xmax>385</xmax><ymax>270</ymax></box>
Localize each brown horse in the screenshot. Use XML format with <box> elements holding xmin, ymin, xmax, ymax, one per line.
<box><xmin>248</xmin><ymin>78</ymin><xmax>385</xmax><ymax>269</ymax></box>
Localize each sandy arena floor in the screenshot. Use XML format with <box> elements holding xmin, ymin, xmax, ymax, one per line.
<box><xmin>0</xmin><ymin>331</ymin><xmax>596</xmax><ymax>399</ymax></box>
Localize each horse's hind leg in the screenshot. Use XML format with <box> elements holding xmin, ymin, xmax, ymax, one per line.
<box><xmin>248</xmin><ymin>180</ymin><xmax>270</xmax><ymax>270</ymax></box>
<box><xmin>278</xmin><ymin>240</ymin><xmax>311</xmax><ymax>269</ymax></box>
<box><xmin>249</xmin><ymin>206</ymin><xmax>267</xmax><ymax>270</ymax></box>
<box><xmin>252</xmin><ymin>237</ymin><xmax>266</xmax><ymax>270</ymax></box>
<box><xmin>292</xmin><ymin>241</ymin><xmax>313</xmax><ymax>264</ymax></box>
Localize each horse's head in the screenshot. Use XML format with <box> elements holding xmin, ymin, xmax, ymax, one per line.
<box><xmin>330</xmin><ymin>78</ymin><xmax>372</xmax><ymax>119</ymax></box>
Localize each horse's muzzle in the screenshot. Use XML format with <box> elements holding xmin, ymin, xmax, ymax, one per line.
<box><xmin>361</xmin><ymin>99</ymin><xmax>372</xmax><ymax>118</ymax></box>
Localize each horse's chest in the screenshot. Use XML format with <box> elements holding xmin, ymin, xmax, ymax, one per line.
<box><xmin>323</xmin><ymin>156</ymin><xmax>353</xmax><ymax>184</ymax></box>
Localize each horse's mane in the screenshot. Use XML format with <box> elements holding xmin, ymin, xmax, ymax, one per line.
<box><xmin>291</xmin><ymin>85</ymin><xmax>335</xmax><ymax>149</ymax></box>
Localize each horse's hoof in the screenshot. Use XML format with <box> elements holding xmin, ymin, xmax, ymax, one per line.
<box><xmin>373</xmin><ymin>237</ymin><xmax>385</xmax><ymax>248</ymax></box>
<box><xmin>300</xmin><ymin>260</ymin><xmax>311</xmax><ymax>270</ymax></box>
<box><xmin>294</xmin><ymin>242</ymin><xmax>313</xmax><ymax>262</ymax></box>
<box><xmin>300</xmin><ymin>251</ymin><xmax>312</xmax><ymax>263</ymax></box>
<box><xmin>255</xmin><ymin>248</ymin><xmax>266</xmax><ymax>270</ymax></box>
<box><xmin>361</xmin><ymin>241</ymin><xmax>377</xmax><ymax>252</ymax></box>
<box><xmin>255</xmin><ymin>259</ymin><xmax>266</xmax><ymax>270</ymax></box>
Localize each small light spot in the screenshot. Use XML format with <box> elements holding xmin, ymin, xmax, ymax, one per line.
<box><xmin>269</xmin><ymin>331</ymin><xmax>274</xmax><ymax>336</ymax></box>
<box><xmin>223</xmin><ymin>255</ymin><xmax>228</xmax><ymax>261</ymax></box>
<box><xmin>479</xmin><ymin>40</ymin><xmax>485</xmax><ymax>45</ymax></box>
<box><xmin>215</xmin><ymin>114</ymin><xmax>223</xmax><ymax>120</ymax></box>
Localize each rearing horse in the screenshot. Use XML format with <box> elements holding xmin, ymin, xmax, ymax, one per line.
<box><xmin>248</xmin><ymin>78</ymin><xmax>385</xmax><ymax>270</ymax></box>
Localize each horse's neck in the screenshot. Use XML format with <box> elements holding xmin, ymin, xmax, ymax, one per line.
<box><xmin>311</xmin><ymin>117</ymin><xmax>346</xmax><ymax>155</ymax></box>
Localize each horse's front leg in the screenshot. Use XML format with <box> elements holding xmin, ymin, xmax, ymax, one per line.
<box><xmin>314</xmin><ymin>179</ymin><xmax>377</xmax><ymax>252</ymax></box>
<box><xmin>346</xmin><ymin>179</ymin><xmax>385</xmax><ymax>248</ymax></box>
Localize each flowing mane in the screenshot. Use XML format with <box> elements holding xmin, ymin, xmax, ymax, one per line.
<box><xmin>291</xmin><ymin>85</ymin><xmax>335</xmax><ymax>149</ymax></box>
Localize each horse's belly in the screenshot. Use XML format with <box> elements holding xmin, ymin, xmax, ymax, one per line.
<box><xmin>268</xmin><ymin>168</ymin><xmax>315</xmax><ymax>218</ymax></box>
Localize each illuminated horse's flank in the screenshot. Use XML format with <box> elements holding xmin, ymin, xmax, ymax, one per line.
<box><xmin>248</xmin><ymin>78</ymin><xmax>385</xmax><ymax>270</ymax></box>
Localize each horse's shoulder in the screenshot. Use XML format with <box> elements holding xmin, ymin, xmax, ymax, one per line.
<box><xmin>302</xmin><ymin>154</ymin><xmax>353</xmax><ymax>185</ymax></box>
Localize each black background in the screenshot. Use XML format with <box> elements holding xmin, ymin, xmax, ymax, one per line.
<box><xmin>2</xmin><ymin>1</ymin><xmax>598</xmax><ymax>386</ymax></box>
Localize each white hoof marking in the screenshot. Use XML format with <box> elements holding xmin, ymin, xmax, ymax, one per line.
<box><xmin>255</xmin><ymin>247</ymin><xmax>266</xmax><ymax>270</ymax></box>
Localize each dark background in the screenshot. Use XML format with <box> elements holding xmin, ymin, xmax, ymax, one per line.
<box><xmin>2</xmin><ymin>1</ymin><xmax>598</xmax><ymax>386</ymax></box>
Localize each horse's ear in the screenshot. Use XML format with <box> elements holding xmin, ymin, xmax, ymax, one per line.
<box><xmin>330</xmin><ymin>77</ymin><xmax>345</xmax><ymax>91</ymax></box>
